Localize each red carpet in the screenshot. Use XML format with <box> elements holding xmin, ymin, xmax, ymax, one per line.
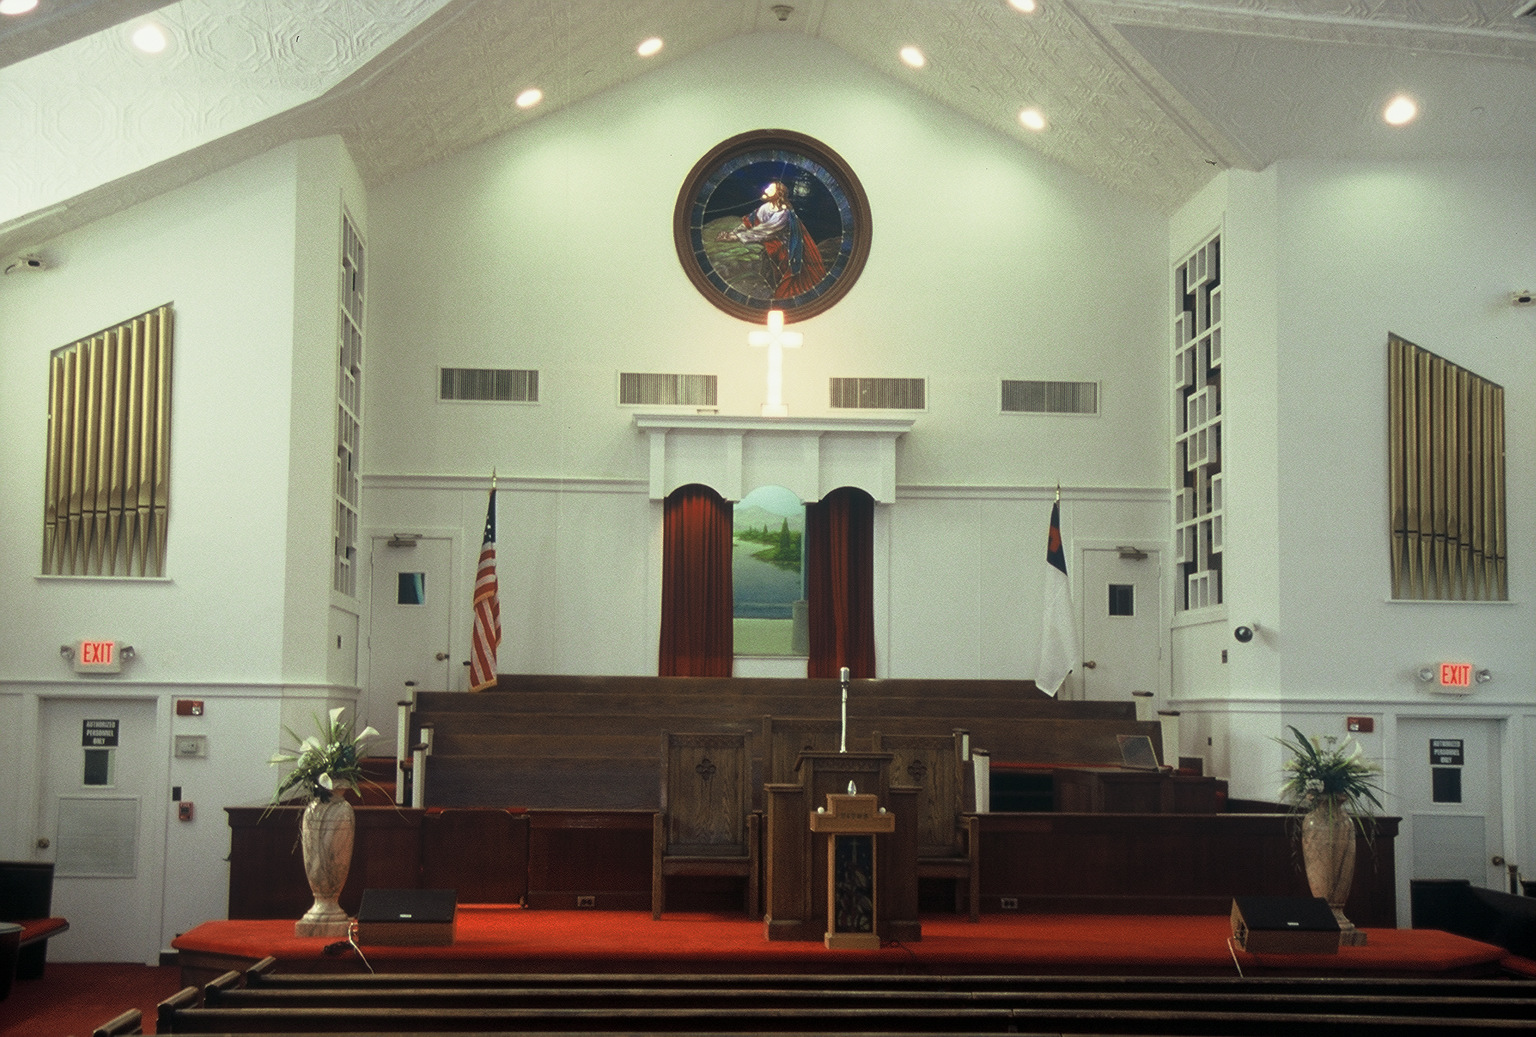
<box><xmin>173</xmin><ymin>907</ymin><xmax>1507</xmax><ymax>980</ymax></box>
<box><xmin>0</xmin><ymin>962</ymin><xmax>183</xmax><ymax>1037</ymax></box>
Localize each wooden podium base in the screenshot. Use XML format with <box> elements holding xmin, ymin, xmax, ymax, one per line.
<box><xmin>813</xmin><ymin>794</ymin><xmax>894</xmax><ymax>951</ymax></box>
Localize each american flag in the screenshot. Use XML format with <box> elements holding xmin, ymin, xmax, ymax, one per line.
<box><xmin>468</xmin><ymin>485</ymin><xmax>500</xmax><ymax>691</ymax></box>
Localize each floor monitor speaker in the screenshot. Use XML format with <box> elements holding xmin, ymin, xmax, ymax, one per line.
<box><xmin>356</xmin><ymin>888</ymin><xmax>457</xmax><ymax>946</ymax></box>
<box><xmin>1230</xmin><ymin>895</ymin><xmax>1339</xmax><ymax>954</ymax></box>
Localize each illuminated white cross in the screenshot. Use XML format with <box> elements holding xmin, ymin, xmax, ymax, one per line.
<box><xmin>748</xmin><ymin>309</ymin><xmax>802</xmax><ymax>417</ymax></box>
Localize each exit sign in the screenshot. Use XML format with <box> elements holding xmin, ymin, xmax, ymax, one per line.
<box><xmin>73</xmin><ymin>640</ymin><xmax>122</xmax><ymax>674</ymax></box>
<box><xmin>1439</xmin><ymin>662</ymin><xmax>1472</xmax><ymax>687</ymax></box>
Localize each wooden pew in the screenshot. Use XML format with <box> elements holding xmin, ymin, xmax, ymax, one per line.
<box><xmin>409</xmin><ymin>676</ymin><xmax>1154</xmax><ymax>811</ymax></box>
<box><xmin>89</xmin><ymin>1007</ymin><xmax>143</xmax><ymax>1036</ymax></box>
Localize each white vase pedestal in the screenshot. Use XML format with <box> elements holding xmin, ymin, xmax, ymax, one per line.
<box><xmin>295</xmin><ymin>796</ymin><xmax>355</xmax><ymax>938</ymax></box>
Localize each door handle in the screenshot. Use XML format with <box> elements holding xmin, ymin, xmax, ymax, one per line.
<box><xmin>36</xmin><ymin>837</ymin><xmax>49</xmax><ymax>849</ymax></box>
<box><xmin>1492</xmin><ymin>855</ymin><xmax>1507</xmax><ymax>867</ymax></box>
<box><xmin>435</xmin><ymin>652</ymin><xmax>449</xmax><ymax>661</ymax></box>
<box><xmin>1083</xmin><ymin>660</ymin><xmax>1097</xmax><ymax>669</ymax></box>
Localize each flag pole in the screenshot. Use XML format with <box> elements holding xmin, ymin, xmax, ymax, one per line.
<box><xmin>469</xmin><ymin>472</ymin><xmax>502</xmax><ymax>693</ymax></box>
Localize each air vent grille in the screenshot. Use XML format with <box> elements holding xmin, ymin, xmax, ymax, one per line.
<box><xmin>1001</xmin><ymin>380</ymin><xmax>1098</xmax><ymax>414</ymax></box>
<box><xmin>620</xmin><ymin>372</ymin><xmax>717</xmax><ymax>406</ymax></box>
<box><xmin>440</xmin><ymin>368</ymin><xmax>539</xmax><ymax>403</ymax></box>
<box><xmin>829</xmin><ymin>377</ymin><xmax>926</xmax><ymax>410</ymax></box>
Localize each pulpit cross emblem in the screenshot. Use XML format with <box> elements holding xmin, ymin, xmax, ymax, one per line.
<box><xmin>748</xmin><ymin>309</ymin><xmax>802</xmax><ymax>417</ymax></box>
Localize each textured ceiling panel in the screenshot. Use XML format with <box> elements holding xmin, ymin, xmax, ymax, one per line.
<box><xmin>325</xmin><ymin>0</ymin><xmax>760</xmax><ymax>192</ymax></box>
<box><xmin>0</xmin><ymin>0</ymin><xmax>451</xmax><ymax>224</ymax></box>
<box><xmin>1</xmin><ymin>0</ymin><xmax>1532</xmax><ymax>257</ymax></box>
<box><xmin>1116</xmin><ymin>20</ymin><xmax>1536</xmax><ymax>167</ymax></box>
<box><xmin>816</xmin><ymin>0</ymin><xmax>1229</xmax><ymax>212</ymax></box>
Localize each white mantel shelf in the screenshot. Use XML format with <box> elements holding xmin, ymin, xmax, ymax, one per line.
<box><xmin>634</xmin><ymin>414</ymin><xmax>914</xmax><ymax>503</ymax></box>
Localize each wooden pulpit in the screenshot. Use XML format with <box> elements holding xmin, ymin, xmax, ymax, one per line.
<box><xmin>763</xmin><ymin>751</ymin><xmax>919</xmax><ymax>943</ymax></box>
<box><xmin>810</xmin><ymin>792</ymin><xmax>895</xmax><ymax>949</ymax></box>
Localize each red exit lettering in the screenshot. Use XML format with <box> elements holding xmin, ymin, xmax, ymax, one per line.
<box><xmin>81</xmin><ymin>641</ymin><xmax>114</xmax><ymax>665</ymax></box>
<box><xmin>1440</xmin><ymin>663</ymin><xmax>1472</xmax><ymax>687</ymax></box>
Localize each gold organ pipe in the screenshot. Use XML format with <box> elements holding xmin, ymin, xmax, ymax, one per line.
<box><xmin>123</xmin><ymin>316</ymin><xmax>144</xmax><ymax>575</ymax></box>
<box><xmin>151</xmin><ymin>307</ymin><xmax>172</xmax><ymax>576</ymax></box>
<box><xmin>66</xmin><ymin>347</ymin><xmax>85</xmax><ymax>576</ymax></box>
<box><xmin>106</xmin><ymin>329</ymin><xmax>128</xmax><ymax>575</ymax></box>
<box><xmin>1492</xmin><ymin>384</ymin><xmax>1506</xmax><ymax>599</ymax></box>
<box><xmin>41</xmin><ymin>306</ymin><xmax>173</xmax><ymax>578</ymax></box>
<box><xmin>1469</xmin><ymin>372</ymin><xmax>1482</xmax><ymax>595</ymax></box>
<box><xmin>43</xmin><ymin>354</ymin><xmax>65</xmax><ymax>573</ymax></box>
<box><xmin>1419</xmin><ymin>353</ymin><xmax>1431</xmax><ymax>599</ymax></box>
<box><xmin>1446</xmin><ymin>366</ymin><xmax>1463</xmax><ymax>599</ymax></box>
<box><xmin>1387</xmin><ymin>338</ymin><xmax>1405</xmax><ymax>598</ymax></box>
<box><xmin>1400</xmin><ymin>339</ymin><xmax>1419</xmax><ymax>597</ymax></box>
<box><xmin>135</xmin><ymin>314</ymin><xmax>156</xmax><ymax>575</ymax></box>
<box><xmin>90</xmin><ymin>331</ymin><xmax>115</xmax><ymax>576</ymax></box>
<box><xmin>1389</xmin><ymin>334</ymin><xmax>1505</xmax><ymax>601</ymax></box>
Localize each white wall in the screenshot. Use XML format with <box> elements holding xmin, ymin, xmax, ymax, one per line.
<box><xmin>0</xmin><ymin>138</ymin><xmax>368</xmax><ymax>960</ymax></box>
<box><xmin>1170</xmin><ymin>156</ymin><xmax>1536</xmax><ymax>920</ymax></box>
<box><xmin>362</xmin><ymin>32</ymin><xmax>1169</xmax><ymax>689</ymax></box>
<box><xmin>1271</xmin><ymin>156</ymin><xmax>1536</xmax><ymax>702</ymax></box>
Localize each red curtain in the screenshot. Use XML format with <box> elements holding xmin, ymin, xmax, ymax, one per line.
<box><xmin>805</xmin><ymin>487</ymin><xmax>876</xmax><ymax>678</ymax></box>
<box><xmin>658</xmin><ymin>484</ymin><xmax>733</xmax><ymax>676</ymax></box>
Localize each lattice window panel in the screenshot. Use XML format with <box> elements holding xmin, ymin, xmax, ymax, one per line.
<box><xmin>1173</xmin><ymin>232</ymin><xmax>1222</xmax><ymax>612</ymax></box>
<box><xmin>334</xmin><ymin>211</ymin><xmax>364</xmax><ymax>597</ymax></box>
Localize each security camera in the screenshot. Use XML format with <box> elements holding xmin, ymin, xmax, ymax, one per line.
<box><xmin>1513</xmin><ymin>290</ymin><xmax>1534</xmax><ymax>307</ymax></box>
<box><xmin>3</xmin><ymin>254</ymin><xmax>46</xmax><ymax>275</ymax></box>
<box><xmin>1233</xmin><ymin>625</ymin><xmax>1254</xmax><ymax>643</ymax></box>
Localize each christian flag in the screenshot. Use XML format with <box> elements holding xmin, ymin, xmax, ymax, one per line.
<box><xmin>468</xmin><ymin>486</ymin><xmax>501</xmax><ymax>692</ymax></box>
<box><xmin>1035</xmin><ymin>497</ymin><xmax>1078</xmax><ymax>697</ymax></box>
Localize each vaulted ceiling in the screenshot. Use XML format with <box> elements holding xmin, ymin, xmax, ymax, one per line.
<box><xmin>2</xmin><ymin>0</ymin><xmax>1533</xmax><ymax>259</ymax></box>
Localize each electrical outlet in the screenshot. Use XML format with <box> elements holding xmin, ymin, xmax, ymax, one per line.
<box><xmin>1000</xmin><ymin>897</ymin><xmax>1018</xmax><ymax>910</ymax></box>
<box><xmin>576</xmin><ymin>895</ymin><xmax>595</xmax><ymax>908</ymax></box>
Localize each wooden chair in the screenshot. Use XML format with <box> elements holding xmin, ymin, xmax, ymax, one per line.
<box><xmin>761</xmin><ymin>715</ymin><xmax>841</xmax><ymax>786</ymax></box>
<box><xmin>872</xmin><ymin>728</ymin><xmax>979</xmax><ymax>921</ymax></box>
<box><xmin>652</xmin><ymin>731</ymin><xmax>759</xmax><ymax>919</ymax></box>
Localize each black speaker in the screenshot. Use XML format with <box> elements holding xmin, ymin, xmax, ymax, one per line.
<box><xmin>356</xmin><ymin>888</ymin><xmax>457</xmax><ymax>946</ymax></box>
<box><xmin>1230</xmin><ymin>896</ymin><xmax>1339</xmax><ymax>954</ymax></box>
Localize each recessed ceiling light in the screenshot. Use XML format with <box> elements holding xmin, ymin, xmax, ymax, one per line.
<box><xmin>1009</xmin><ymin>0</ymin><xmax>1038</xmax><ymax>12</ymax></box>
<box><xmin>0</xmin><ymin>0</ymin><xmax>40</xmax><ymax>17</ymax></box>
<box><xmin>1383</xmin><ymin>94</ymin><xmax>1418</xmax><ymax>126</ymax></box>
<box><xmin>131</xmin><ymin>22</ymin><xmax>169</xmax><ymax>54</ymax></box>
<box><xmin>637</xmin><ymin>37</ymin><xmax>663</xmax><ymax>58</ymax></box>
<box><xmin>515</xmin><ymin>88</ymin><xmax>544</xmax><ymax>110</ymax></box>
<box><xmin>1018</xmin><ymin>107</ymin><xmax>1047</xmax><ymax>131</ymax></box>
<box><xmin>899</xmin><ymin>46</ymin><xmax>925</xmax><ymax>68</ymax></box>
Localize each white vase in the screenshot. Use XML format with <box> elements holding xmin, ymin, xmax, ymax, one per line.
<box><xmin>1300</xmin><ymin>799</ymin><xmax>1367</xmax><ymax>946</ymax></box>
<box><xmin>295</xmin><ymin>795</ymin><xmax>354</xmax><ymax>938</ymax></box>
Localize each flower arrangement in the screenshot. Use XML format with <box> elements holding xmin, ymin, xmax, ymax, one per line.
<box><xmin>269</xmin><ymin>706</ymin><xmax>380</xmax><ymax>804</ymax></box>
<box><xmin>1276</xmin><ymin>725</ymin><xmax>1385</xmax><ymax>832</ymax></box>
